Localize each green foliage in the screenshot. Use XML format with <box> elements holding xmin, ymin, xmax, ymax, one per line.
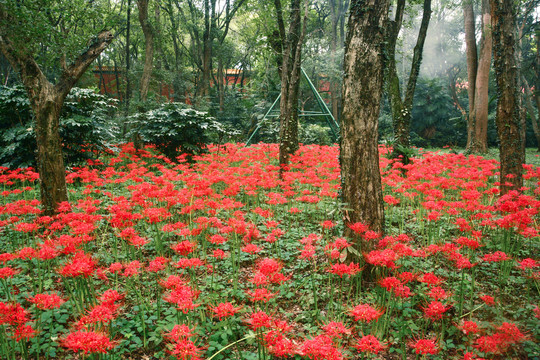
<box><xmin>0</xmin><ymin>85</ymin><xmax>36</xmax><ymax>168</ymax></box>
<box><xmin>299</xmin><ymin>124</ymin><xmax>333</xmax><ymax>145</ymax></box>
<box><xmin>60</xmin><ymin>88</ymin><xmax>119</xmax><ymax>165</ymax></box>
<box><xmin>410</xmin><ymin>78</ymin><xmax>466</xmax><ymax>148</ymax></box>
<box><xmin>128</xmin><ymin>102</ymin><xmax>231</xmax><ymax>161</ymax></box>
<box><xmin>0</xmin><ymin>85</ymin><xmax>118</xmax><ymax>168</ymax></box>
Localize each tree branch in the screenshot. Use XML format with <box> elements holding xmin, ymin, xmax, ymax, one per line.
<box><xmin>55</xmin><ymin>30</ymin><xmax>114</xmax><ymax>97</ymax></box>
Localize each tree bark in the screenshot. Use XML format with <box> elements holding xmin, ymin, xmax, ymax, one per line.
<box><xmin>0</xmin><ymin>20</ymin><xmax>114</xmax><ymax>214</ymax></box>
<box><xmin>278</xmin><ymin>0</ymin><xmax>307</xmax><ymax>174</ymax></box>
<box><xmin>341</xmin><ymin>0</ymin><xmax>389</xmax><ymax>254</ymax></box>
<box><xmin>386</xmin><ymin>0</ymin><xmax>431</xmax><ymax>161</ymax></box>
<box><xmin>465</xmin><ymin>0</ymin><xmax>492</xmax><ymax>154</ymax></box>
<box><xmin>463</xmin><ymin>0</ymin><xmax>477</xmax><ymax>151</ymax></box>
<box><xmin>137</xmin><ymin>0</ymin><xmax>154</xmax><ymax>101</ymax></box>
<box><xmin>490</xmin><ymin>0</ymin><xmax>523</xmax><ymax>194</ymax></box>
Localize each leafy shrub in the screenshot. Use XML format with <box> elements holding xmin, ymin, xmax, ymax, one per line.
<box><xmin>60</xmin><ymin>88</ymin><xmax>118</xmax><ymax>165</ymax></box>
<box><xmin>128</xmin><ymin>102</ymin><xmax>229</xmax><ymax>161</ymax></box>
<box><xmin>0</xmin><ymin>86</ymin><xmax>35</xmax><ymax>168</ymax></box>
<box><xmin>0</xmin><ymin>85</ymin><xmax>118</xmax><ymax>168</ymax></box>
<box><xmin>299</xmin><ymin>123</ymin><xmax>334</xmax><ymax>145</ymax></box>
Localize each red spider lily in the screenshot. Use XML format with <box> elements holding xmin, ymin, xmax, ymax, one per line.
<box><xmin>10</xmin><ymin>324</ymin><xmax>37</xmax><ymax>342</ymax></box>
<box><xmin>456</xmin><ymin>320</ymin><xmax>480</xmax><ymax>335</ymax></box>
<box><xmin>398</xmin><ymin>271</ymin><xmax>417</xmax><ymax>283</ymax></box>
<box><xmin>58</xmin><ymin>251</ymin><xmax>97</xmax><ymax>278</ymax></box>
<box><xmin>364</xmin><ymin>249</ymin><xmax>398</xmax><ymax>269</ymax></box>
<box><xmin>321</xmin><ymin>220</ymin><xmax>335</xmax><ymax>229</ymax></box>
<box><xmin>379</xmin><ymin>276</ymin><xmax>402</xmax><ymax>291</ymax></box>
<box><xmin>454</xmin><ymin>236</ymin><xmax>482</xmax><ymax>250</ymax></box>
<box><xmin>349</xmin><ymin>304</ymin><xmax>384</xmax><ymax>322</ymax></box>
<box><xmin>160</xmin><ymin>275</ymin><xmax>188</xmax><ymax>289</ymax></box>
<box><xmin>210</xmin><ymin>249</ymin><xmax>227</xmax><ymax>259</ymax></box>
<box><xmin>264</xmin><ymin>330</ymin><xmax>298</xmax><ymax>357</ymax></box>
<box><xmin>0</xmin><ymin>266</ymin><xmax>19</xmax><ymax>279</ymax></box>
<box><xmin>410</xmin><ymin>338</ymin><xmax>439</xmax><ymax>355</ymax></box>
<box><xmin>479</xmin><ymin>295</ymin><xmax>495</xmax><ymax>306</ymax></box>
<box><xmin>322</xmin><ymin>321</ymin><xmax>352</xmax><ymax>339</ymax></box>
<box><xmin>209</xmin><ymin>302</ymin><xmax>242</xmax><ymax>320</ymax></box>
<box><xmin>427</xmin><ymin>286</ymin><xmax>450</xmax><ymax>301</ymax></box>
<box><xmin>98</xmin><ymin>289</ymin><xmax>124</xmax><ymax>305</ymax></box>
<box><xmin>27</xmin><ymin>293</ymin><xmax>66</xmax><ymax>310</ymax></box>
<box><xmin>256</xmin><ymin>258</ymin><xmax>283</xmax><ymax>276</ymax></box>
<box><xmin>0</xmin><ymin>302</ymin><xmax>29</xmax><ymax>326</ymax></box>
<box><xmin>164</xmin><ymin>285</ymin><xmax>200</xmax><ymax>313</ymax></box>
<box><xmin>356</xmin><ymin>334</ymin><xmax>386</xmax><ymax>355</ymax></box>
<box><xmin>348</xmin><ymin>222</ymin><xmax>367</xmax><ymax>234</ymax></box>
<box><xmin>147</xmin><ymin>256</ymin><xmax>169</xmax><ymax>272</ymax></box>
<box><xmin>121</xmin><ymin>260</ymin><xmax>141</xmax><ymax>277</ymax></box>
<box><xmin>482</xmin><ymin>251</ymin><xmax>511</xmax><ymax>263</ymax></box>
<box><xmin>0</xmin><ymin>252</ymin><xmax>16</xmax><ymax>264</ymax></box>
<box><xmin>418</xmin><ymin>272</ymin><xmax>445</xmax><ymax>287</ymax></box>
<box><xmin>241</xmin><ymin>243</ymin><xmax>261</xmax><ymax>254</ymax></box>
<box><xmin>76</xmin><ymin>303</ymin><xmax>118</xmax><ymax>328</ymax></box>
<box><xmin>245</xmin><ymin>311</ymin><xmax>273</xmax><ymax>330</ymax></box>
<box><xmin>461</xmin><ymin>351</ymin><xmax>487</xmax><ymax>360</ymax></box>
<box><xmin>300</xmin><ymin>334</ymin><xmax>344</xmax><ymax>360</ymax></box>
<box><xmin>174</xmin><ymin>258</ymin><xmax>205</xmax><ymax>269</ymax></box>
<box><xmin>327</xmin><ymin>262</ymin><xmax>362</xmax><ymax>278</ymax></box>
<box><xmin>172</xmin><ymin>241</ymin><xmax>197</xmax><ymax>256</ymax></box>
<box><xmin>517</xmin><ymin>258</ymin><xmax>538</xmax><ymax>270</ymax></box>
<box><xmin>60</xmin><ymin>330</ymin><xmax>117</xmax><ymax>354</ymax></box>
<box><xmin>245</xmin><ymin>288</ymin><xmax>277</xmax><ymax>303</ymax></box>
<box><xmin>422</xmin><ymin>300</ymin><xmax>451</xmax><ymax>320</ymax></box>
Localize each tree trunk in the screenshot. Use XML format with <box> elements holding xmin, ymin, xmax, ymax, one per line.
<box><xmin>137</xmin><ymin>0</ymin><xmax>154</xmax><ymax>101</ymax></box>
<box><xmin>465</xmin><ymin>0</ymin><xmax>492</xmax><ymax>154</ymax></box>
<box><xmin>469</xmin><ymin>0</ymin><xmax>492</xmax><ymax>153</ymax></box>
<box><xmin>464</xmin><ymin>0</ymin><xmax>477</xmax><ymax>150</ymax></box>
<box><xmin>278</xmin><ymin>0</ymin><xmax>307</xmax><ymax>174</ymax></box>
<box><xmin>386</xmin><ymin>0</ymin><xmax>431</xmax><ymax>162</ymax></box>
<box><xmin>0</xmin><ymin>21</ymin><xmax>113</xmax><ymax>214</ymax></box>
<box><xmin>218</xmin><ymin>57</ymin><xmax>225</xmax><ymax>112</ymax></box>
<box><xmin>490</xmin><ymin>0</ymin><xmax>523</xmax><ymax>194</ymax></box>
<box><xmin>34</xmin><ymin>93</ymin><xmax>68</xmax><ymax>214</ymax></box>
<box><xmin>328</xmin><ymin>0</ymin><xmax>342</xmax><ymax>122</ymax></box>
<box><xmin>341</xmin><ymin>0</ymin><xmax>389</xmax><ymax>254</ymax></box>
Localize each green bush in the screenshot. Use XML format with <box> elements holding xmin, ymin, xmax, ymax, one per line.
<box><xmin>0</xmin><ymin>86</ymin><xmax>35</xmax><ymax>168</ymax></box>
<box><xmin>128</xmin><ymin>102</ymin><xmax>230</xmax><ymax>161</ymax></box>
<box><xmin>0</xmin><ymin>85</ymin><xmax>118</xmax><ymax>168</ymax></box>
<box><xmin>299</xmin><ymin>123</ymin><xmax>333</xmax><ymax>145</ymax></box>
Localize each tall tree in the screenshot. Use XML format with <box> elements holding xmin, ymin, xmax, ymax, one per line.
<box><xmin>341</xmin><ymin>0</ymin><xmax>389</xmax><ymax>253</ymax></box>
<box><xmin>137</xmin><ymin>0</ymin><xmax>154</xmax><ymax>101</ymax></box>
<box><xmin>490</xmin><ymin>0</ymin><xmax>523</xmax><ymax>194</ymax></box>
<box><xmin>386</xmin><ymin>0</ymin><xmax>432</xmax><ymax>162</ymax></box>
<box><xmin>173</xmin><ymin>0</ymin><xmax>246</xmax><ymax>102</ymax></box>
<box><xmin>0</xmin><ymin>1</ymin><xmax>114</xmax><ymax>214</ymax></box>
<box><xmin>328</xmin><ymin>0</ymin><xmax>349</xmax><ymax>121</ymax></box>
<box><xmin>464</xmin><ymin>0</ymin><xmax>492</xmax><ymax>153</ymax></box>
<box><xmin>275</xmin><ymin>0</ymin><xmax>308</xmax><ymax>173</ymax></box>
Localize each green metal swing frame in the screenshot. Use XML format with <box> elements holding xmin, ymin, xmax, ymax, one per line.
<box><xmin>245</xmin><ymin>67</ymin><xmax>340</xmax><ymax>146</ymax></box>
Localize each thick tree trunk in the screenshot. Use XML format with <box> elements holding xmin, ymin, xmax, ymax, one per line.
<box><xmin>137</xmin><ymin>0</ymin><xmax>154</xmax><ymax>101</ymax></box>
<box><xmin>341</xmin><ymin>0</ymin><xmax>389</xmax><ymax>254</ymax></box>
<box><xmin>34</xmin><ymin>92</ymin><xmax>68</xmax><ymax>214</ymax></box>
<box><xmin>0</xmin><ymin>21</ymin><xmax>113</xmax><ymax>214</ymax></box>
<box><xmin>490</xmin><ymin>0</ymin><xmax>523</xmax><ymax>194</ymax></box>
<box><xmin>464</xmin><ymin>0</ymin><xmax>477</xmax><ymax>150</ymax></box>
